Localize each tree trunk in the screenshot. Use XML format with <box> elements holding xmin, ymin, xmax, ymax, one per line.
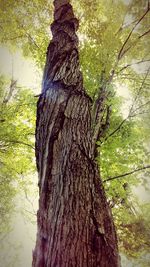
<box><xmin>33</xmin><ymin>1</ymin><xmax>120</xmax><ymax>266</ymax></box>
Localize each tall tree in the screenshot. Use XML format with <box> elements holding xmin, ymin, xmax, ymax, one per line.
<box><xmin>0</xmin><ymin>0</ymin><xmax>149</xmax><ymax>265</ymax></box>
<box><xmin>33</xmin><ymin>1</ymin><xmax>120</xmax><ymax>266</ymax></box>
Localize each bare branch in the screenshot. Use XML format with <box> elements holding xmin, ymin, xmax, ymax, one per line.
<box><xmin>103</xmin><ymin>69</ymin><xmax>150</xmax><ymax>143</ymax></box>
<box><xmin>25</xmin><ymin>32</ymin><xmax>40</xmax><ymax>49</ymax></box>
<box><xmin>121</xmin><ymin>28</ymin><xmax>150</xmax><ymax>58</ymax></box>
<box><xmin>115</xmin><ymin>0</ymin><xmax>135</xmax><ymax>35</ymax></box>
<box><xmin>107</xmin><ymin>10</ymin><xmax>150</xmax><ymax>84</ymax></box>
<box><xmin>138</xmin><ymin>28</ymin><xmax>150</xmax><ymax>39</ymax></box>
<box><xmin>129</xmin><ymin>68</ymin><xmax>150</xmax><ymax>113</ymax></box>
<box><xmin>129</xmin><ymin>110</ymin><xmax>149</xmax><ymax>117</ymax></box>
<box><xmin>24</xmin><ymin>188</ymin><xmax>37</xmax><ymax>215</ymax></box>
<box><xmin>3</xmin><ymin>79</ymin><xmax>17</xmax><ymax>104</ymax></box>
<box><xmin>117</xmin><ymin>59</ymin><xmax>150</xmax><ymax>74</ymax></box>
<box><xmin>131</xmin><ymin>100</ymin><xmax>150</xmax><ymax>114</ymax></box>
<box><xmin>120</xmin><ymin>18</ymin><xmax>141</xmax><ymax>31</ymax></box>
<box><xmin>103</xmin><ymin>165</ymin><xmax>150</xmax><ymax>183</ymax></box>
<box><xmin>118</xmin><ymin>6</ymin><xmax>150</xmax><ymax>60</ymax></box>
<box><xmin>15</xmin><ymin>17</ymin><xmax>40</xmax><ymax>49</ymax></box>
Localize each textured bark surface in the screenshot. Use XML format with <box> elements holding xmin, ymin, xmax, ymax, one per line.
<box><xmin>33</xmin><ymin>1</ymin><xmax>120</xmax><ymax>266</ymax></box>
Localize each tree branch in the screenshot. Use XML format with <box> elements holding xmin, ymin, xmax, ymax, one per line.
<box><xmin>98</xmin><ymin>105</ymin><xmax>111</xmax><ymax>139</ymax></box>
<box><xmin>5</xmin><ymin>140</ymin><xmax>35</xmax><ymax>150</ymax></box>
<box><xmin>91</xmin><ymin>87</ymin><xmax>109</xmax><ymax>155</ymax></box>
<box><xmin>3</xmin><ymin>79</ymin><xmax>17</xmax><ymax>104</ymax></box>
<box><xmin>2</xmin><ymin>35</ymin><xmax>24</xmax><ymax>41</ymax></box>
<box><xmin>25</xmin><ymin>32</ymin><xmax>40</xmax><ymax>49</ymax></box>
<box><xmin>118</xmin><ymin>5</ymin><xmax>150</xmax><ymax>60</ymax></box>
<box><xmin>138</xmin><ymin>28</ymin><xmax>150</xmax><ymax>39</ymax></box>
<box><xmin>103</xmin><ymin>165</ymin><xmax>150</xmax><ymax>183</ymax></box>
<box><xmin>131</xmin><ymin>100</ymin><xmax>150</xmax><ymax>114</ymax></box>
<box><xmin>121</xmin><ymin>28</ymin><xmax>150</xmax><ymax>58</ymax></box>
<box><xmin>103</xmin><ymin>69</ymin><xmax>150</xmax><ymax>143</ymax></box>
<box><xmin>117</xmin><ymin>59</ymin><xmax>150</xmax><ymax>74</ymax></box>
<box><xmin>104</xmin><ymin>118</ymin><xmax>127</xmax><ymax>142</ymax></box>
<box><xmin>129</xmin><ymin>68</ymin><xmax>150</xmax><ymax>113</ymax></box>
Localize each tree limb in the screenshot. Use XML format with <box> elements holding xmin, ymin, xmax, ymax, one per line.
<box><xmin>103</xmin><ymin>165</ymin><xmax>150</xmax><ymax>183</ymax></box>
<box><xmin>98</xmin><ymin>105</ymin><xmax>111</xmax><ymax>139</ymax></box>
<box><xmin>91</xmin><ymin>8</ymin><xmax>149</xmax><ymax>138</ymax></box>
<box><xmin>91</xmin><ymin>87</ymin><xmax>109</xmax><ymax>155</ymax></box>
<box><xmin>138</xmin><ymin>28</ymin><xmax>150</xmax><ymax>39</ymax></box>
<box><xmin>25</xmin><ymin>32</ymin><xmax>40</xmax><ymax>49</ymax></box>
<box><xmin>103</xmin><ymin>69</ymin><xmax>150</xmax><ymax>143</ymax></box>
<box><xmin>121</xmin><ymin>28</ymin><xmax>150</xmax><ymax>58</ymax></box>
<box><xmin>3</xmin><ymin>79</ymin><xmax>17</xmax><ymax>104</ymax></box>
<box><xmin>117</xmin><ymin>59</ymin><xmax>150</xmax><ymax>74</ymax></box>
<box><xmin>103</xmin><ymin>118</ymin><xmax>127</xmax><ymax>142</ymax></box>
<box><xmin>129</xmin><ymin>68</ymin><xmax>150</xmax><ymax>113</ymax></box>
<box><xmin>5</xmin><ymin>140</ymin><xmax>35</xmax><ymax>150</ymax></box>
<box><xmin>131</xmin><ymin>100</ymin><xmax>150</xmax><ymax>114</ymax></box>
<box><xmin>118</xmin><ymin>5</ymin><xmax>150</xmax><ymax>60</ymax></box>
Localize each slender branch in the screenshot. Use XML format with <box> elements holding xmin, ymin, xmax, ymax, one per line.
<box><xmin>103</xmin><ymin>109</ymin><xmax>146</xmax><ymax>142</ymax></box>
<box><xmin>131</xmin><ymin>100</ymin><xmax>150</xmax><ymax>114</ymax></box>
<box><xmin>25</xmin><ymin>32</ymin><xmax>40</xmax><ymax>49</ymax></box>
<box><xmin>118</xmin><ymin>75</ymin><xmax>150</xmax><ymax>84</ymax></box>
<box><xmin>129</xmin><ymin>110</ymin><xmax>149</xmax><ymax>117</ymax></box>
<box><xmin>121</xmin><ymin>28</ymin><xmax>150</xmax><ymax>58</ymax></box>
<box><xmin>118</xmin><ymin>5</ymin><xmax>150</xmax><ymax>60</ymax></box>
<box><xmin>115</xmin><ymin>0</ymin><xmax>135</xmax><ymax>35</ymax></box>
<box><xmin>2</xmin><ymin>35</ymin><xmax>24</xmax><ymax>41</ymax></box>
<box><xmin>138</xmin><ymin>28</ymin><xmax>150</xmax><ymax>39</ymax></box>
<box><xmin>103</xmin><ymin>69</ymin><xmax>150</xmax><ymax>143</ymax></box>
<box><xmin>24</xmin><ymin>188</ymin><xmax>37</xmax><ymax>215</ymax></box>
<box><xmin>91</xmin><ymin>87</ymin><xmax>109</xmax><ymax>155</ymax></box>
<box><xmin>3</xmin><ymin>79</ymin><xmax>17</xmax><ymax>104</ymax></box>
<box><xmin>22</xmin><ymin>208</ymin><xmax>36</xmax><ymax>217</ymax></box>
<box><xmin>15</xmin><ymin>17</ymin><xmax>40</xmax><ymax>49</ymax></box>
<box><xmin>120</xmin><ymin>17</ymin><xmax>141</xmax><ymax>31</ymax></box>
<box><xmin>103</xmin><ymin>165</ymin><xmax>150</xmax><ymax>183</ymax></box>
<box><xmin>5</xmin><ymin>140</ymin><xmax>35</xmax><ymax>150</ymax></box>
<box><xmin>107</xmin><ymin>8</ymin><xmax>150</xmax><ymax>86</ymax></box>
<box><xmin>104</xmin><ymin>118</ymin><xmax>127</xmax><ymax>141</ymax></box>
<box><xmin>117</xmin><ymin>59</ymin><xmax>150</xmax><ymax>74</ymax></box>
<box><xmin>98</xmin><ymin>105</ymin><xmax>111</xmax><ymax>139</ymax></box>
<box><xmin>129</xmin><ymin>68</ymin><xmax>150</xmax><ymax>113</ymax></box>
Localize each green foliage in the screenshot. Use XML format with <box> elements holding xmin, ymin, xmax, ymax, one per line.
<box><xmin>114</xmin><ymin>202</ymin><xmax>150</xmax><ymax>262</ymax></box>
<box><xmin>0</xmin><ymin>0</ymin><xmax>53</xmax><ymax>68</ymax></box>
<box><xmin>98</xmin><ymin>95</ymin><xmax>150</xmax><ymax>261</ymax></box>
<box><xmin>0</xmin><ymin>75</ymin><xmax>36</xmax><ymax>236</ymax></box>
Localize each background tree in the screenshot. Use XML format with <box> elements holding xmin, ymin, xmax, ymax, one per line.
<box><xmin>0</xmin><ymin>75</ymin><xmax>36</xmax><ymax>237</ymax></box>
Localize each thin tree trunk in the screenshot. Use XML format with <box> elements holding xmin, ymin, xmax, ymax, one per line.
<box><xmin>33</xmin><ymin>1</ymin><xmax>120</xmax><ymax>266</ymax></box>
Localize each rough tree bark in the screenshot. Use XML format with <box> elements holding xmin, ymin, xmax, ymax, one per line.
<box><xmin>33</xmin><ymin>1</ymin><xmax>120</xmax><ymax>266</ymax></box>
